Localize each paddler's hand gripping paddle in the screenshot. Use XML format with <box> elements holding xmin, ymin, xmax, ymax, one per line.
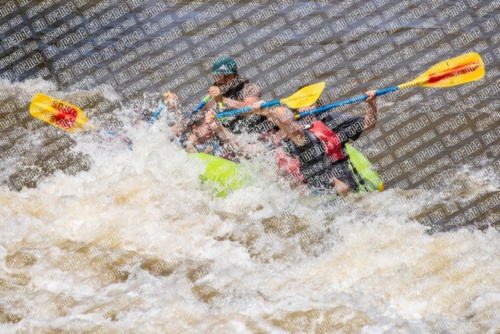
<box><xmin>295</xmin><ymin>52</ymin><xmax>485</xmax><ymax>119</ymax></box>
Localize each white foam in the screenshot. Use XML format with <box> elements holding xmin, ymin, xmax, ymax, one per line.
<box><xmin>0</xmin><ymin>79</ymin><xmax>499</xmax><ymax>333</ymax></box>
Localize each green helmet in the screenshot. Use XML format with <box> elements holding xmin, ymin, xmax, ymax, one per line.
<box><xmin>212</xmin><ymin>56</ymin><xmax>238</xmax><ymax>75</ymax></box>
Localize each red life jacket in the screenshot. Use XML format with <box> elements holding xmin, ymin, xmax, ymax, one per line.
<box><xmin>308</xmin><ymin>120</ymin><xmax>345</xmax><ymax>163</ymax></box>
<box><xmin>274</xmin><ymin>120</ymin><xmax>345</xmax><ymax>181</ymax></box>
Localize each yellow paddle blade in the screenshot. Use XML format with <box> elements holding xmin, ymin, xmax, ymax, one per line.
<box><xmin>404</xmin><ymin>52</ymin><xmax>485</xmax><ymax>89</ymax></box>
<box><xmin>281</xmin><ymin>81</ymin><xmax>326</xmax><ymax>109</ymax></box>
<box><xmin>30</xmin><ymin>93</ymin><xmax>93</xmax><ymax>132</ymax></box>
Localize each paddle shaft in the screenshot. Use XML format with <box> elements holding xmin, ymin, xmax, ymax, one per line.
<box><xmin>148</xmin><ymin>102</ymin><xmax>167</xmax><ymax>125</ymax></box>
<box><xmin>217</xmin><ymin>81</ymin><xmax>414</xmax><ymax>119</ymax></box>
<box><xmin>187</xmin><ymin>95</ymin><xmax>211</xmax><ymax>118</ymax></box>
<box><xmin>148</xmin><ymin>95</ymin><xmax>211</xmax><ymax>125</ymax></box>
<box><xmin>214</xmin><ymin>100</ymin><xmax>280</xmax><ymax>118</ymax></box>
<box><xmin>295</xmin><ymin>86</ymin><xmax>399</xmax><ymax>119</ymax></box>
<box><xmin>296</xmin><ymin>59</ymin><xmax>483</xmax><ymax>119</ymax></box>
<box><xmin>212</xmin><ymin>81</ymin><xmax>325</xmax><ymax>119</ymax></box>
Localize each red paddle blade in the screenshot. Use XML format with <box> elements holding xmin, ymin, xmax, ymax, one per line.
<box><xmin>416</xmin><ymin>52</ymin><xmax>485</xmax><ymax>88</ymax></box>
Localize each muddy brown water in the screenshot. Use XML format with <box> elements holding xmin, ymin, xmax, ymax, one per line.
<box><xmin>0</xmin><ymin>0</ymin><xmax>499</xmax><ymax>333</ymax></box>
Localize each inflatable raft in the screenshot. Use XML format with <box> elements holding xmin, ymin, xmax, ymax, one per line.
<box><xmin>192</xmin><ymin>145</ymin><xmax>383</xmax><ymax>197</ymax></box>
<box><xmin>190</xmin><ymin>153</ymin><xmax>248</xmax><ymax>197</ymax></box>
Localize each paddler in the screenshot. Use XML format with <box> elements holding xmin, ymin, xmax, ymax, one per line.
<box><xmin>181</xmin><ymin>107</ymin><xmax>240</xmax><ymax>162</ymax></box>
<box><xmin>200</xmin><ymin>56</ymin><xmax>266</xmax><ymax>134</ymax></box>
<box><xmin>157</xmin><ymin>94</ymin><xmax>247</xmax><ymax>162</ymax></box>
<box><xmin>161</xmin><ymin>56</ymin><xmax>263</xmax><ymax>138</ymax></box>
<box><xmin>228</xmin><ymin>89</ymin><xmax>379</xmax><ymax>194</ymax></box>
<box><xmin>162</xmin><ymin>91</ymin><xmax>190</xmax><ymax>139</ymax></box>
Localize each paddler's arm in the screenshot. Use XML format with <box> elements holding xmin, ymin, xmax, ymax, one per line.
<box><xmin>184</xmin><ymin>132</ymin><xmax>199</xmax><ymax>153</ymax></box>
<box><xmin>162</xmin><ymin>91</ymin><xmax>190</xmax><ymax>136</ymax></box>
<box><xmin>319</xmin><ymin>90</ymin><xmax>377</xmax><ymax>142</ymax></box>
<box><xmin>213</xmin><ymin>122</ymin><xmax>238</xmax><ymax>147</ymax></box>
<box><xmin>363</xmin><ymin>90</ymin><xmax>377</xmax><ymax>131</ymax></box>
<box><xmin>220</xmin><ymin>96</ymin><xmax>260</xmax><ymax>112</ymax></box>
<box><xmin>208</xmin><ymin>85</ymin><xmax>260</xmax><ymax>116</ymax></box>
<box><xmin>177</xmin><ymin>117</ymin><xmax>191</xmax><ymax>134</ymax></box>
<box><xmin>205</xmin><ymin>110</ymin><xmax>239</xmax><ymax>147</ymax></box>
<box><xmin>262</xmin><ymin>106</ymin><xmax>309</xmax><ymax>147</ymax></box>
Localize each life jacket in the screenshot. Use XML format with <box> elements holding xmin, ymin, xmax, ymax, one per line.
<box><xmin>218</xmin><ymin>77</ymin><xmax>266</xmax><ymax>134</ymax></box>
<box><xmin>308</xmin><ymin>120</ymin><xmax>345</xmax><ymax>163</ymax></box>
<box><xmin>216</xmin><ymin>76</ymin><xmax>249</xmax><ymax>101</ymax></box>
<box><xmin>274</xmin><ymin>120</ymin><xmax>345</xmax><ymax>183</ymax></box>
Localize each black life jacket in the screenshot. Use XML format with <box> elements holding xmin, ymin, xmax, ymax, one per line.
<box><xmin>220</xmin><ymin>77</ymin><xmax>247</xmax><ymax>100</ymax></box>
<box><xmin>217</xmin><ymin>77</ymin><xmax>266</xmax><ymax>134</ymax></box>
<box><xmin>275</xmin><ymin>120</ymin><xmax>346</xmax><ymax>184</ymax></box>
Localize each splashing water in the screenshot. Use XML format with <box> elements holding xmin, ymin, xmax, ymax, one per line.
<box><xmin>0</xmin><ymin>81</ymin><xmax>499</xmax><ymax>333</ymax></box>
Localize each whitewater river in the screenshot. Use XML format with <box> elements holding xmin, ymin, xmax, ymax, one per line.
<box><xmin>1</xmin><ymin>0</ymin><xmax>499</xmax><ymax>332</ymax></box>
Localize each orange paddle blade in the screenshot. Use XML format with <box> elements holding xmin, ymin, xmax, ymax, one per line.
<box><xmin>30</xmin><ymin>93</ymin><xmax>93</xmax><ymax>132</ymax></box>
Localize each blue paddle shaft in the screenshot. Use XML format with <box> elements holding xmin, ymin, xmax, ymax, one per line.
<box><xmin>262</xmin><ymin>100</ymin><xmax>281</xmax><ymax>108</ymax></box>
<box><xmin>376</xmin><ymin>86</ymin><xmax>399</xmax><ymax>96</ymax></box>
<box><xmin>214</xmin><ymin>106</ymin><xmax>251</xmax><ymax>118</ymax></box>
<box><xmin>148</xmin><ymin>102</ymin><xmax>166</xmax><ymax>125</ymax></box>
<box><xmin>214</xmin><ymin>99</ymin><xmax>280</xmax><ymax>118</ymax></box>
<box><xmin>149</xmin><ymin>95</ymin><xmax>210</xmax><ymax>124</ymax></box>
<box><xmin>187</xmin><ymin>98</ymin><xmax>210</xmax><ymax>118</ymax></box>
<box><xmin>297</xmin><ymin>86</ymin><xmax>399</xmax><ymax>119</ymax></box>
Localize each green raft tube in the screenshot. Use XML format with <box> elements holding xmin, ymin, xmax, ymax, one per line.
<box><xmin>345</xmin><ymin>143</ymin><xmax>385</xmax><ymax>192</ymax></box>
<box><xmin>191</xmin><ymin>144</ymin><xmax>384</xmax><ymax>197</ymax></box>
<box><xmin>189</xmin><ymin>153</ymin><xmax>248</xmax><ymax>197</ymax></box>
